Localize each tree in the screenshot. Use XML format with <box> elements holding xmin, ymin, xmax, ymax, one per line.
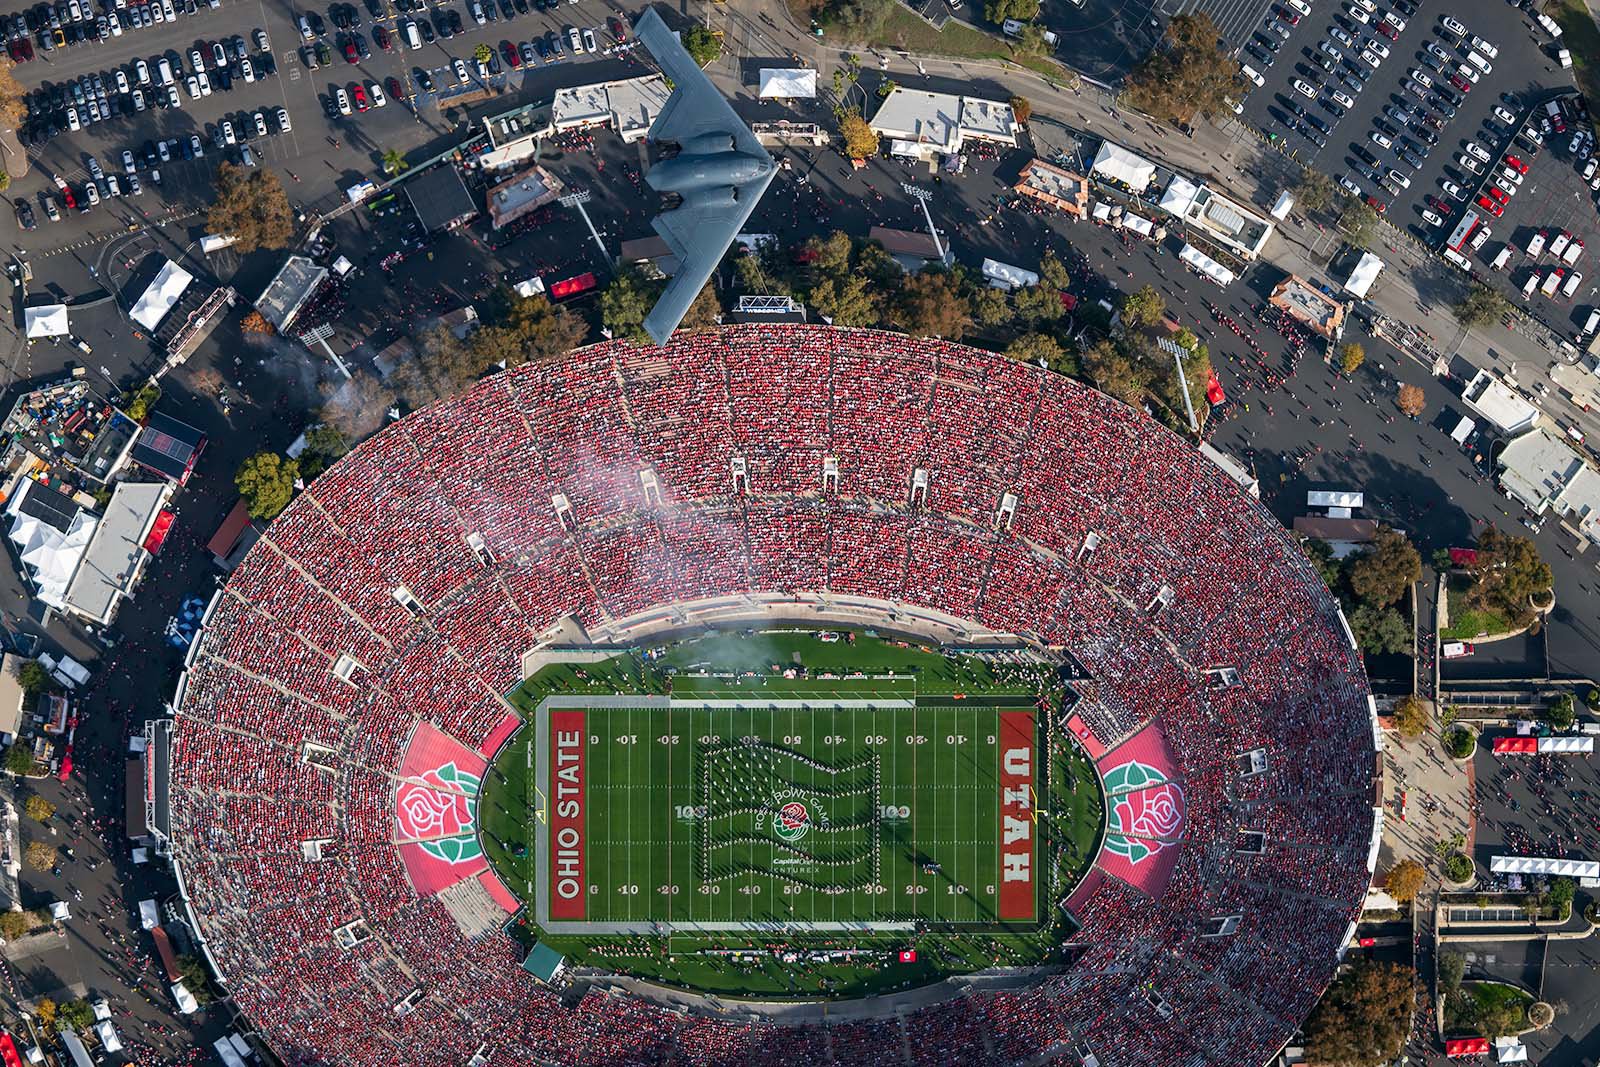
<box><xmin>1439</xmin><ymin>952</ymin><xmax>1465</xmax><ymax>993</ymax></box>
<box><xmin>33</xmin><ymin>997</ymin><xmax>55</xmax><ymax>1029</ymax></box>
<box><xmin>319</xmin><ymin>374</ymin><xmax>396</xmax><ymax>442</ymax></box>
<box><xmin>1385</xmin><ymin>858</ymin><xmax>1426</xmax><ymax>903</ymax></box>
<box><xmin>1005</xmin><ymin>332</ymin><xmax>1066</xmax><ymax>366</ymax></box>
<box><xmin>679</xmin><ymin>282</ymin><xmax>723</xmax><ymax>331</ymax></box>
<box><xmin>240</xmin><ymin>310</ymin><xmax>274</xmax><ymax>335</ymax></box>
<box><xmin>1302</xmin><ymin>959</ymin><xmax>1415</xmax><ymax>1067</ymax></box>
<box><xmin>1349</xmin><ymin>604</ymin><xmax>1411</xmax><ymax>655</ymax></box>
<box><xmin>1013</xmin><ymin>24</ymin><xmax>1049</xmax><ymax>55</ymax></box>
<box><xmin>1338</xmin><ymin>199</ymin><xmax>1380</xmax><ymax>248</ymax></box>
<box><xmin>1392</xmin><ymin>696</ymin><xmax>1429</xmax><ymax>740</ymax></box>
<box><xmin>56</xmin><ymin>999</ymin><xmax>93</xmax><ymax>1033</ymax></box>
<box><xmin>473</xmin><ymin>42</ymin><xmax>492</xmax><ymax>64</ymax></box>
<box><xmin>1122</xmin><ymin>14</ymin><xmax>1243</xmax><ymax>125</ymax></box>
<box><xmin>985</xmin><ymin>0</ymin><xmax>1038</xmax><ymax>22</ymax></box>
<box><xmin>1466</xmin><ymin>526</ymin><xmax>1553</xmax><ymax>627</ymax></box>
<box><xmin>0</xmin><ymin>911</ymin><xmax>26</xmax><ymax>940</ymax></box>
<box><xmin>970</xmin><ymin>286</ymin><xmax>1013</xmax><ymax>329</ymax></box>
<box><xmin>896</xmin><ymin>271</ymin><xmax>970</xmax><ymax>339</ymax></box>
<box><xmin>24</xmin><ymin>841</ymin><xmax>55</xmax><ymax>873</ymax></box>
<box><xmin>1547</xmin><ymin>693</ymin><xmax>1577</xmax><ymax>731</ymax></box>
<box><xmin>1295</xmin><ymin>169</ymin><xmax>1337</xmax><ymax>214</ymax></box>
<box><xmin>1549</xmin><ymin>876</ymin><xmax>1576</xmax><ymax>917</ymax></box>
<box><xmin>1013</xmin><ymin>283</ymin><xmax>1064</xmax><ymax>325</ymax></box>
<box><xmin>1302</xmin><ymin>538</ymin><xmax>1344</xmax><ymax>592</ymax></box>
<box><xmin>1348</xmin><ymin>527</ymin><xmax>1421</xmax><ymax>608</ymax></box>
<box><xmin>831</xmin><ymin>0</ymin><xmax>893</xmax><ymax>37</ymax></box>
<box><xmin>680</xmin><ymin>23</ymin><xmax>721</xmax><ymax>67</ymax></box>
<box><xmin>1009</xmin><ymin>95</ymin><xmax>1032</xmax><ymax>124</ymax></box>
<box><xmin>381</xmin><ymin>149</ymin><xmax>409</xmax><ymax>176</ymax></box>
<box><xmin>1339</xmin><ymin>342</ymin><xmax>1365</xmax><ymax>375</ymax></box>
<box><xmin>176</xmin><ymin>954</ymin><xmax>217</xmax><ymax>1005</ymax></box>
<box><xmin>0</xmin><ymin>172</ymin><xmax>10</xmax><ymax>192</ymax></box>
<box><xmin>206</xmin><ymin>163</ymin><xmax>294</xmax><ymax>254</ymax></box>
<box><xmin>1038</xmin><ymin>251</ymin><xmax>1071</xmax><ymax>293</ymax></box>
<box><xmin>1454</xmin><ymin>284</ymin><xmax>1510</xmax><ymax>328</ymax></box>
<box><xmin>122</xmin><ymin>383</ymin><xmax>162</xmax><ymax>420</ymax></box>
<box><xmin>15</xmin><ymin>660</ymin><xmax>50</xmax><ymax>695</ymax></box>
<box><xmin>464</xmin><ymin>325</ymin><xmax>526</xmax><ymax>371</ymax></box>
<box><xmin>600</xmin><ymin>267</ymin><xmax>662</xmax><ymax>344</ymax></box>
<box><xmin>502</xmin><ymin>294</ymin><xmax>587</xmax><ymax>365</ymax></box>
<box><xmin>4</xmin><ymin>746</ymin><xmax>35</xmax><ymax>776</ymax></box>
<box><xmin>0</xmin><ymin>58</ymin><xmax>26</xmax><ymax>128</ymax></box>
<box><xmin>1082</xmin><ymin>339</ymin><xmax>1149</xmax><ymax>406</ymax></box>
<box><xmin>839</xmin><ymin>110</ymin><xmax>878</xmax><ymax>160</ymax></box>
<box><xmin>1120</xmin><ymin>284</ymin><xmax>1167</xmax><ymax>329</ymax></box>
<box><xmin>23</xmin><ymin>795</ymin><xmax>53</xmax><ymax>823</ymax></box>
<box><xmin>296</xmin><ymin>426</ymin><xmax>348</xmax><ymax>482</ymax></box>
<box><xmin>234</xmin><ymin>452</ymin><xmax>299</xmax><ymax>520</ymax></box>
<box><xmin>809</xmin><ymin>274</ymin><xmax>879</xmax><ymax>327</ymax></box>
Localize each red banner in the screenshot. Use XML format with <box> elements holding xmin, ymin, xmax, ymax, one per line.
<box><xmin>549</xmin><ymin>710</ymin><xmax>587</xmax><ymax>920</ymax></box>
<box><xmin>997</xmin><ymin>710</ymin><xmax>1036</xmax><ymax>921</ymax></box>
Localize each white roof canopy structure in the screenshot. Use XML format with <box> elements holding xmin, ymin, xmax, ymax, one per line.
<box><xmin>1541</xmin><ymin>735</ymin><xmax>1595</xmax><ymax>753</ymax></box>
<box><xmin>1495</xmin><ymin>1037</ymin><xmax>1528</xmax><ymax>1063</ymax></box>
<box><xmin>759</xmin><ymin>68</ymin><xmax>817</xmax><ymax>98</ymax></box>
<box><xmin>130</xmin><ymin>260</ymin><xmax>194</xmax><ymax>331</ymax></box>
<box><xmin>1344</xmin><ymin>252</ymin><xmax>1384</xmax><ymax>298</ymax></box>
<box><xmin>5</xmin><ymin>481</ymin><xmax>96</xmax><ymax>610</ymax></box>
<box><xmin>1120</xmin><ymin>213</ymin><xmax>1155</xmax><ymax>237</ymax></box>
<box><xmin>24</xmin><ymin>304</ymin><xmax>69</xmax><ymax>338</ymax></box>
<box><xmin>1178</xmin><ymin>243</ymin><xmax>1235</xmax><ymax>286</ymax></box>
<box><xmin>1490</xmin><ymin>855</ymin><xmax>1600</xmax><ymax>878</ymax></box>
<box><xmin>1159</xmin><ymin>175</ymin><xmax>1201</xmax><ymax>216</ymax></box>
<box><xmin>1092</xmin><ymin>141</ymin><xmax>1156</xmax><ymax>189</ymax></box>
<box><xmin>981</xmin><ymin>258</ymin><xmax>1039</xmax><ymax>291</ymax></box>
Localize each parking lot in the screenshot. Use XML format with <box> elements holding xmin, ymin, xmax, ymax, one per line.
<box><xmin>5</xmin><ymin>0</ymin><xmax>639</xmax><ymax>236</ymax></box>
<box><xmin>1238</xmin><ymin>0</ymin><xmax>1581</xmax><ymax>232</ymax></box>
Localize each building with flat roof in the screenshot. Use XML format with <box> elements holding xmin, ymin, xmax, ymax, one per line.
<box><xmin>405</xmin><ymin>165</ymin><xmax>479</xmax><ymax>233</ymax></box>
<box><xmin>1497</xmin><ymin>427</ymin><xmax>1600</xmax><ymax>546</ymax></box>
<box><xmin>62</xmin><ymin>481</ymin><xmax>172</xmax><ymax>626</ymax></box>
<box><xmin>130</xmin><ymin>412</ymin><xmax>206</xmax><ymax>485</ymax></box>
<box><xmin>1180</xmin><ymin>186</ymin><xmax>1274</xmax><ymax>261</ymax></box>
<box><xmin>1014</xmin><ymin>159</ymin><xmax>1090</xmax><ymax>218</ymax></box>
<box><xmin>869</xmin><ymin>88</ymin><xmax>1018</xmax><ymax>162</ymax></box>
<box><xmin>869</xmin><ymin>226</ymin><xmax>953</xmax><ymax>271</ymax></box>
<box><xmin>1463</xmin><ymin>370</ymin><xmax>1541</xmax><ymax>436</ymax></box>
<box><xmin>486</xmin><ymin>165</ymin><xmax>566</xmax><ymax>230</ymax></box>
<box><xmin>255</xmin><ymin>255</ymin><xmax>329</xmax><ymax>334</ymax></box>
<box><xmin>1269</xmin><ymin>275</ymin><xmax>1347</xmax><ymax>339</ymax></box>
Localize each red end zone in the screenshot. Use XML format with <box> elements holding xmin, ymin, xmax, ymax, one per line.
<box><xmin>998</xmin><ymin>710</ymin><xmax>1036</xmax><ymax>921</ymax></box>
<box><xmin>549</xmin><ymin>709</ymin><xmax>587</xmax><ymax>920</ymax></box>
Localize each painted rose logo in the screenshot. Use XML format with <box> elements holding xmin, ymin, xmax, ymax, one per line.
<box><xmin>773</xmin><ymin>801</ymin><xmax>810</xmax><ymax>843</ymax></box>
<box><xmin>395</xmin><ymin>762</ymin><xmax>482</xmax><ymax>843</ymax></box>
<box><xmin>1113</xmin><ymin>782</ymin><xmax>1184</xmax><ymax>839</ymax></box>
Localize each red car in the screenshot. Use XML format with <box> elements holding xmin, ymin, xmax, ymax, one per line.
<box><xmin>61</xmin><ymin>185</ymin><xmax>76</xmax><ymax>210</ymax></box>
<box><xmin>1449</xmin><ymin>73</ymin><xmax>1471</xmax><ymax>92</ymax></box>
<box><xmin>374</xmin><ymin>24</ymin><xmax>391</xmax><ymax>50</ymax></box>
<box><xmin>386</xmin><ymin>75</ymin><xmax>404</xmax><ymax>100</ymax></box>
<box><xmin>1487</xmin><ymin>186</ymin><xmax>1509</xmax><ymax>205</ymax></box>
<box><xmin>1504</xmin><ymin>154</ymin><xmax>1528</xmax><ymax>173</ymax></box>
<box><xmin>1475</xmin><ymin>195</ymin><xmax>1503</xmax><ymax>217</ymax></box>
<box><xmin>1365</xmin><ymin>194</ymin><xmax>1387</xmax><ymax>214</ymax></box>
<box><xmin>502</xmin><ymin>40</ymin><xmax>520</xmax><ymax>67</ymax></box>
<box><xmin>1376</xmin><ymin>20</ymin><xmax>1398</xmax><ymax>39</ymax></box>
<box><xmin>1274</xmin><ymin>4</ymin><xmax>1299</xmax><ymax>24</ymax></box>
<box><xmin>344</xmin><ymin>40</ymin><xmax>358</xmax><ymax>62</ymax></box>
<box><xmin>607</xmin><ymin>14</ymin><xmax>626</xmax><ymax>41</ymax></box>
<box><xmin>1426</xmin><ymin>194</ymin><xmax>1450</xmax><ymax>211</ymax></box>
<box><xmin>352</xmin><ymin>82</ymin><xmax>370</xmax><ymax>111</ymax></box>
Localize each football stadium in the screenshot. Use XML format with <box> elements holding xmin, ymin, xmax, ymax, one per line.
<box><xmin>156</xmin><ymin>325</ymin><xmax>1381</xmax><ymax>1066</ymax></box>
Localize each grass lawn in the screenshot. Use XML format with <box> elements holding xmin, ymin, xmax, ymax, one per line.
<box><xmin>1444</xmin><ymin>981</ymin><xmax>1533</xmax><ymax>1038</ymax></box>
<box><xmin>1547</xmin><ymin>0</ymin><xmax>1600</xmax><ymax>109</ymax></box>
<box><xmin>863</xmin><ymin>7</ymin><xmax>1071</xmax><ymax>81</ymax></box>
<box><xmin>1444</xmin><ymin>578</ymin><xmax>1513</xmax><ymax>640</ymax></box>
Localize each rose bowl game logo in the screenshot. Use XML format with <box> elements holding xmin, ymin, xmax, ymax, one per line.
<box><xmin>395</xmin><ymin>762</ymin><xmax>484</xmax><ymax>866</ymax></box>
<box><xmin>1101</xmin><ymin>759</ymin><xmax>1185</xmax><ymax>868</ymax></box>
<box><xmin>773</xmin><ymin>801</ymin><xmax>811</xmax><ymax>843</ymax></box>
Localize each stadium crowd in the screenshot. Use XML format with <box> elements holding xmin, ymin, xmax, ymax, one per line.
<box><xmin>167</xmin><ymin>326</ymin><xmax>1376</xmax><ymax>1066</ymax></box>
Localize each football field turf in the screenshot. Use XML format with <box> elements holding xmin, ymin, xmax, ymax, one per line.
<box><xmin>536</xmin><ymin>697</ymin><xmax>1039</xmax><ymax>932</ymax></box>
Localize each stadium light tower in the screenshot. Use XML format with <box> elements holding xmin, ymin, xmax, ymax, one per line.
<box><xmin>559</xmin><ymin>190</ymin><xmax>613</xmax><ymax>268</ymax></box>
<box><xmin>901</xmin><ymin>183</ymin><xmax>947</xmax><ymax>265</ymax></box>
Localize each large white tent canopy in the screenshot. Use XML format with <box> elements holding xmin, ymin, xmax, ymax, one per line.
<box><xmin>24</xmin><ymin>303</ymin><xmax>69</xmax><ymax>338</ymax></box>
<box><xmin>1490</xmin><ymin>855</ymin><xmax>1600</xmax><ymax>878</ymax></box>
<box><xmin>1178</xmin><ymin>243</ymin><xmax>1235</xmax><ymax>287</ymax></box>
<box><xmin>1344</xmin><ymin>252</ymin><xmax>1385</xmax><ymax>298</ymax></box>
<box><xmin>1091</xmin><ymin>141</ymin><xmax>1156</xmax><ymax>189</ymax></box>
<box><xmin>1159</xmin><ymin>175</ymin><xmax>1200</xmax><ymax>217</ymax></box>
<box><xmin>758</xmin><ymin>68</ymin><xmax>817</xmax><ymax>98</ymax></box>
<box><xmin>131</xmin><ymin>260</ymin><xmax>194</xmax><ymax>331</ymax></box>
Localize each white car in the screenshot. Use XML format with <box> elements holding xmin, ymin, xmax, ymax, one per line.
<box><xmin>161</xmin><ymin>0</ymin><xmax>173</xmax><ymax>18</ymax></box>
<box><xmin>1339</xmin><ymin>174</ymin><xmax>1362</xmax><ymax>195</ymax></box>
<box><xmin>165</xmin><ymin>85</ymin><xmax>181</xmax><ymax>108</ymax></box>
<box><xmin>196</xmin><ymin>70</ymin><xmax>211</xmax><ymax>96</ymax></box>
<box><xmin>65</xmin><ymin>106</ymin><xmax>80</xmax><ymax>131</ymax></box>
<box><xmin>1330</xmin><ymin>26</ymin><xmax>1353</xmax><ymax>46</ymax></box>
<box><xmin>1457</xmin><ymin>154</ymin><xmax>1484</xmax><ymax>174</ymax></box>
<box><xmin>1361</xmin><ymin>48</ymin><xmax>1381</xmax><ymax>67</ymax></box>
<box><xmin>222</xmin><ymin>119</ymin><xmax>236</xmax><ymax>145</ymax></box>
<box><xmin>1441</xmin><ymin>179</ymin><xmax>1464</xmax><ymax>199</ymax></box>
<box><xmin>581</xmin><ymin>27</ymin><xmax>596</xmax><ymax>52</ymax></box>
<box><xmin>566</xmin><ymin>26</ymin><xmax>582</xmax><ymax>52</ymax></box>
<box><xmin>336</xmin><ymin>86</ymin><xmax>352</xmax><ymax>114</ymax></box>
<box><xmin>1493</xmin><ymin>105</ymin><xmax>1515</xmax><ymax>124</ymax></box>
<box><xmin>1422</xmin><ymin>209</ymin><xmax>1443</xmax><ymax>226</ymax></box>
<box><xmin>1370</xmin><ymin>130</ymin><xmax>1394</xmax><ymax>149</ymax></box>
<box><xmin>1352</xmin><ymin>0</ymin><xmax>1376</xmax><ymax>12</ymax></box>
<box><xmin>1382</xmin><ymin>13</ymin><xmax>1405</xmax><ymax>32</ymax></box>
<box><xmin>157</xmin><ymin>139</ymin><xmax>170</xmax><ymax>161</ymax></box>
<box><xmin>1344</xmin><ymin>3</ymin><xmax>1369</xmax><ymax>24</ymax></box>
<box><xmin>368</xmin><ymin>82</ymin><xmax>386</xmax><ymax>107</ymax></box>
<box><xmin>131</xmin><ymin>89</ymin><xmax>144</xmax><ymax>111</ymax></box>
<box><xmin>276</xmin><ymin>107</ymin><xmax>291</xmax><ymax>132</ymax></box>
<box><xmin>1292</xmin><ymin>78</ymin><xmax>1317</xmax><ymax>99</ymax></box>
<box><xmin>1287</xmin><ymin>0</ymin><xmax>1309</xmax><ymax>13</ymax></box>
<box><xmin>185</xmin><ymin>74</ymin><xmax>200</xmax><ymax>99</ymax></box>
<box><xmin>121</xmin><ymin>148</ymin><xmax>135</xmax><ymax>173</ymax></box>
<box><xmin>453</xmin><ymin>57</ymin><xmax>468</xmax><ymax>83</ymax></box>
<box><xmin>254</xmin><ymin>27</ymin><xmax>269</xmax><ymax>51</ymax></box>
<box><xmin>1333</xmin><ymin>90</ymin><xmax>1355</xmax><ymax>108</ymax></box>
<box><xmin>1387</xmin><ymin>168</ymin><xmax>1411</xmax><ymax>189</ymax></box>
<box><xmin>114</xmin><ymin>69</ymin><xmax>129</xmax><ymax>94</ymax></box>
<box><xmin>1365</xmin><ymin>39</ymin><xmax>1389</xmax><ymax>59</ymax></box>
<box><xmin>1455</xmin><ymin>63</ymin><xmax>1480</xmax><ymax>84</ymax></box>
<box><xmin>1319</xmin><ymin>41</ymin><xmax>1343</xmax><ymax>61</ymax></box>
<box><xmin>1441</xmin><ymin>14</ymin><xmax>1465</xmax><ymax>37</ymax></box>
<box><xmin>253</xmin><ymin>110</ymin><xmax>267</xmax><ymax>136</ymax></box>
<box><xmin>1426</xmin><ymin>41</ymin><xmax>1450</xmax><ymax>62</ymax></box>
<box><xmin>1241</xmin><ymin>63</ymin><xmax>1264</xmax><ymax>87</ymax></box>
<box><xmin>189</xmin><ymin>47</ymin><xmax>204</xmax><ymax>70</ymax></box>
<box><xmin>84</xmin><ymin>183</ymin><xmax>99</xmax><ymax>206</ymax></box>
<box><xmin>106</xmin><ymin>174</ymin><xmax>121</xmax><ymax>197</ymax></box>
<box><xmin>241</xmin><ymin>58</ymin><xmax>254</xmax><ymax>82</ymax></box>
<box><xmin>1470</xmin><ymin>35</ymin><xmax>1498</xmax><ymax>59</ymax></box>
<box><xmin>1408</xmin><ymin>68</ymin><xmax>1433</xmax><ymax>88</ymax></box>
<box><xmin>134</xmin><ymin>58</ymin><xmax>150</xmax><ymax>85</ymax></box>
<box><xmin>1465</xmin><ymin>141</ymin><xmax>1491</xmax><ymax>162</ymax></box>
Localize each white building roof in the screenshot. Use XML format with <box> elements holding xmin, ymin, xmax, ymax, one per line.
<box><xmin>981</xmin><ymin>259</ymin><xmax>1039</xmax><ymax>290</ymax></box>
<box><xmin>1497</xmin><ymin>426</ymin><xmax>1600</xmax><ymax>537</ymax></box>
<box><xmin>607</xmin><ymin>75</ymin><xmax>669</xmax><ymax>142</ymax></box>
<box><xmin>1344</xmin><ymin>252</ymin><xmax>1384</xmax><ymax>298</ymax></box>
<box><xmin>24</xmin><ymin>304</ymin><xmax>69</xmax><ymax>339</ymax></box>
<box><xmin>870</xmin><ymin>88</ymin><xmax>960</xmax><ymax>153</ymax></box>
<box><xmin>130</xmin><ymin>260</ymin><xmax>194</xmax><ymax>332</ymax></box>
<box><xmin>957</xmin><ymin>97</ymin><xmax>1018</xmax><ymax>144</ymax></box>
<box><xmin>1464</xmin><ymin>370</ymin><xmax>1540</xmax><ymax>435</ymax></box>
<box><xmin>551</xmin><ymin>84</ymin><xmax>610</xmax><ymax>130</ymax></box>
<box><xmin>63</xmin><ymin>481</ymin><xmax>168</xmax><ymax>625</ymax></box>
<box><xmin>1091</xmin><ymin>141</ymin><xmax>1156</xmax><ymax>189</ymax></box>
<box><xmin>758</xmin><ymin>68</ymin><xmax>817</xmax><ymax>98</ymax></box>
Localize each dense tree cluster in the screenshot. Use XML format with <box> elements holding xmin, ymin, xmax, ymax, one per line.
<box><xmin>1303</xmin><ymin>527</ymin><xmax>1421</xmax><ymax>656</ymax></box>
<box><xmin>1303</xmin><ymin>959</ymin><xmax>1416</xmax><ymax>1066</ymax></box>
<box><xmin>1464</xmin><ymin>526</ymin><xmax>1554</xmax><ymax>631</ymax></box>
<box><xmin>205</xmin><ymin>163</ymin><xmax>295</xmax><ymax>253</ymax></box>
<box><xmin>1122</xmin><ymin>14</ymin><xmax>1243</xmax><ymax>125</ymax></box>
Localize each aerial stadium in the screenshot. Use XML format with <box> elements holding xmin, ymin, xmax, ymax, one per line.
<box><xmin>155</xmin><ymin>324</ymin><xmax>1381</xmax><ymax>1066</ymax></box>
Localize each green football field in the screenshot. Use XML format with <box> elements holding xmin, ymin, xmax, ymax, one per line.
<box><xmin>536</xmin><ymin>698</ymin><xmax>1037</xmax><ymax>930</ymax></box>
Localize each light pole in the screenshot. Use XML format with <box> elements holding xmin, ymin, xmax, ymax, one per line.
<box><xmin>901</xmin><ymin>182</ymin><xmax>946</xmax><ymax>265</ymax></box>
<box><xmin>559</xmin><ymin>190</ymin><xmax>613</xmax><ymax>268</ymax></box>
